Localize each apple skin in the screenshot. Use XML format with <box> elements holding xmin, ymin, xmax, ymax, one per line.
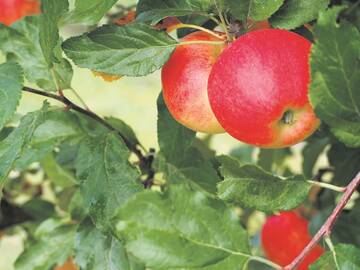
<box><xmin>0</xmin><ymin>0</ymin><xmax>40</xmax><ymax>26</ymax></box>
<box><xmin>208</xmin><ymin>29</ymin><xmax>320</xmax><ymax>148</ymax></box>
<box><xmin>162</xmin><ymin>31</ymin><xmax>226</xmax><ymax>133</ymax></box>
<box><xmin>261</xmin><ymin>211</ymin><xmax>324</xmax><ymax>270</ymax></box>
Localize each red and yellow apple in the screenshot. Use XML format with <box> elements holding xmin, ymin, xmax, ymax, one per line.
<box><xmin>0</xmin><ymin>0</ymin><xmax>40</xmax><ymax>26</ymax></box>
<box><xmin>261</xmin><ymin>211</ymin><xmax>324</xmax><ymax>270</ymax></box>
<box><xmin>161</xmin><ymin>31</ymin><xmax>226</xmax><ymax>133</ymax></box>
<box><xmin>208</xmin><ymin>29</ymin><xmax>320</xmax><ymax>148</ymax></box>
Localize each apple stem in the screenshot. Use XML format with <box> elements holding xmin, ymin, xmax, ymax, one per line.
<box><xmin>307</xmin><ymin>180</ymin><xmax>346</xmax><ymax>193</ymax></box>
<box><xmin>170</xmin><ymin>23</ymin><xmax>225</xmax><ymax>40</ymax></box>
<box><xmin>283</xmin><ymin>172</ymin><xmax>360</xmax><ymax>270</ymax></box>
<box><xmin>178</xmin><ymin>40</ymin><xmax>226</xmax><ymax>46</ymax></box>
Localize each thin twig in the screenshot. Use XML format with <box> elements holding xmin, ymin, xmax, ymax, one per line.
<box><xmin>284</xmin><ymin>172</ymin><xmax>360</xmax><ymax>270</ymax></box>
<box><xmin>22</xmin><ymin>86</ymin><xmax>152</xmax><ymax>175</ymax></box>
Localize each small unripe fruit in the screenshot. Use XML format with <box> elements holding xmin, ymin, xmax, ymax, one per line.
<box><xmin>261</xmin><ymin>211</ymin><xmax>324</xmax><ymax>270</ymax></box>
<box><xmin>0</xmin><ymin>0</ymin><xmax>40</xmax><ymax>26</ymax></box>
<box><xmin>208</xmin><ymin>29</ymin><xmax>320</xmax><ymax>148</ymax></box>
<box><xmin>162</xmin><ymin>31</ymin><xmax>226</xmax><ymax>133</ymax></box>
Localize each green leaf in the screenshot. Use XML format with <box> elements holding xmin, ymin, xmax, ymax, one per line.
<box><xmin>217</xmin><ymin>161</ymin><xmax>311</xmax><ymax>212</ymax></box>
<box><xmin>257</xmin><ymin>148</ymin><xmax>291</xmax><ymax>173</ymax></box>
<box><xmin>40</xmin><ymin>0</ymin><xmax>68</xmax><ymax>66</ymax></box>
<box><xmin>270</xmin><ymin>0</ymin><xmax>330</xmax><ymax>29</ymax></box>
<box><xmin>105</xmin><ymin>116</ymin><xmax>140</xmax><ymax>147</ymax></box>
<box><xmin>63</xmin><ymin>0</ymin><xmax>118</xmax><ymax>25</ymax></box>
<box><xmin>15</xmin><ymin>219</ymin><xmax>77</xmax><ymax>270</ymax></box>
<box><xmin>328</xmin><ymin>141</ymin><xmax>360</xmax><ymax>186</ymax></box>
<box><xmin>136</xmin><ymin>0</ymin><xmax>213</xmax><ymax>24</ymax></box>
<box><xmin>157</xmin><ymin>93</ymin><xmax>196</xmax><ymax>166</ymax></box>
<box><xmin>0</xmin><ymin>62</ymin><xmax>23</xmax><ymax>131</ymax></box>
<box><xmin>310</xmin><ymin>244</ymin><xmax>360</xmax><ymax>270</ymax></box>
<box><xmin>309</xmin><ymin>7</ymin><xmax>360</xmax><ymax>148</ymax></box>
<box><xmin>155</xmin><ymin>148</ymin><xmax>221</xmax><ymax>194</ymax></box>
<box><xmin>0</xmin><ymin>17</ymin><xmax>73</xmax><ymax>91</ymax></box>
<box><xmin>0</xmin><ymin>104</ymin><xmax>48</xmax><ymax>196</ymax></box>
<box><xmin>230</xmin><ymin>145</ymin><xmax>256</xmax><ymax>164</ymax></box>
<box><xmin>302</xmin><ymin>135</ymin><xmax>330</xmax><ymax>178</ymax></box>
<box><xmin>14</xmin><ymin>108</ymin><xmax>84</xmax><ymax>170</ymax></box>
<box><xmin>74</xmin><ymin>219</ymin><xmax>144</xmax><ymax>270</ymax></box>
<box><xmin>75</xmin><ymin>133</ymin><xmax>143</xmax><ymax>231</ymax></box>
<box><xmin>62</xmin><ymin>23</ymin><xmax>177</xmax><ymax>77</ymax></box>
<box><xmin>22</xmin><ymin>199</ymin><xmax>55</xmax><ymax>220</ymax></box>
<box><xmin>113</xmin><ymin>183</ymin><xmax>250</xmax><ymax>269</ymax></box>
<box><xmin>41</xmin><ymin>153</ymin><xmax>77</xmax><ymax>188</ymax></box>
<box><xmin>224</xmin><ymin>0</ymin><xmax>284</xmax><ymax>21</ymax></box>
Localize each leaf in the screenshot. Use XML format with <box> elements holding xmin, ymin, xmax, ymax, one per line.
<box><xmin>270</xmin><ymin>0</ymin><xmax>330</xmax><ymax>29</ymax></box>
<box><xmin>0</xmin><ymin>62</ymin><xmax>23</xmax><ymax>131</ymax></box>
<box><xmin>105</xmin><ymin>116</ymin><xmax>140</xmax><ymax>147</ymax></box>
<box><xmin>155</xmin><ymin>148</ymin><xmax>221</xmax><ymax>194</ymax></box>
<box><xmin>15</xmin><ymin>219</ymin><xmax>77</xmax><ymax>270</ymax></box>
<box><xmin>224</xmin><ymin>0</ymin><xmax>284</xmax><ymax>21</ymax></box>
<box><xmin>39</xmin><ymin>0</ymin><xmax>68</xmax><ymax>66</ymax></box>
<box><xmin>0</xmin><ymin>17</ymin><xmax>72</xmax><ymax>91</ymax></box>
<box><xmin>310</xmin><ymin>244</ymin><xmax>360</xmax><ymax>270</ymax></box>
<box><xmin>257</xmin><ymin>148</ymin><xmax>291</xmax><ymax>172</ymax></box>
<box><xmin>22</xmin><ymin>199</ymin><xmax>55</xmax><ymax>220</ymax></box>
<box><xmin>113</xmin><ymin>183</ymin><xmax>250</xmax><ymax>269</ymax></box>
<box><xmin>217</xmin><ymin>161</ymin><xmax>311</xmax><ymax>212</ymax></box>
<box><xmin>309</xmin><ymin>7</ymin><xmax>360</xmax><ymax>148</ymax></box>
<box><xmin>63</xmin><ymin>0</ymin><xmax>118</xmax><ymax>25</ymax></box>
<box><xmin>62</xmin><ymin>23</ymin><xmax>177</xmax><ymax>77</ymax></box>
<box><xmin>302</xmin><ymin>135</ymin><xmax>330</xmax><ymax>178</ymax></box>
<box><xmin>157</xmin><ymin>93</ymin><xmax>196</xmax><ymax>166</ymax></box>
<box><xmin>136</xmin><ymin>0</ymin><xmax>213</xmax><ymax>24</ymax></box>
<box><xmin>41</xmin><ymin>153</ymin><xmax>77</xmax><ymax>188</ymax></box>
<box><xmin>75</xmin><ymin>132</ymin><xmax>143</xmax><ymax>231</ymax></box>
<box><xmin>229</xmin><ymin>145</ymin><xmax>256</xmax><ymax>164</ymax></box>
<box><xmin>0</xmin><ymin>104</ymin><xmax>48</xmax><ymax>196</ymax></box>
<box><xmin>74</xmin><ymin>219</ymin><xmax>144</xmax><ymax>270</ymax></box>
<box><xmin>14</xmin><ymin>108</ymin><xmax>84</xmax><ymax>170</ymax></box>
<box><xmin>328</xmin><ymin>141</ymin><xmax>360</xmax><ymax>186</ymax></box>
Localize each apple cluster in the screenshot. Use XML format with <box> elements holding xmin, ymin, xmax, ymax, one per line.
<box><xmin>162</xmin><ymin>27</ymin><xmax>320</xmax><ymax>148</ymax></box>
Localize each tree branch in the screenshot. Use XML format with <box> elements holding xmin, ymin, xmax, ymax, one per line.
<box><xmin>284</xmin><ymin>172</ymin><xmax>360</xmax><ymax>270</ymax></box>
<box><xmin>22</xmin><ymin>87</ymin><xmax>152</xmax><ymax>175</ymax></box>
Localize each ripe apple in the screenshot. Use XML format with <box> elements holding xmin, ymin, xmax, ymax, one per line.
<box><xmin>261</xmin><ymin>211</ymin><xmax>324</xmax><ymax>270</ymax></box>
<box><xmin>162</xmin><ymin>31</ymin><xmax>226</xmax><ymax>133</ymax></box>
<box><xmin>0</xmin><ymin>0</ymin><xmax>40</xmax><ymax>26</ymax></box>
<box><xmin>208</xmin><ymin>29</ymin><xmax>320</xmax><ymax>148</ymax></box>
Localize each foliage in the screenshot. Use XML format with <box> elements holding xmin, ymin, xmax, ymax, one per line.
<box><xmin>0</xmin><ymin>0</ymin><xmax>359</xmax><ymax>269</ymax></box>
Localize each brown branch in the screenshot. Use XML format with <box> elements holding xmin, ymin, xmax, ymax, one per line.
<box><xmin>284</xmin><ymin>172</ymin><xmax>360</xmax><ymax>270</ymax></box>
<box><xmin>22</xmin><ymin>87</ymin><xmax>152</xmax><ymax>175</ymax></box>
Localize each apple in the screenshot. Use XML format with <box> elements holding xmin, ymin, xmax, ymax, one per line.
<box><xmin>208</xmin><ymin>29</ymin><xmax>320</xmax><ymax>148</ymax></box>
<box><xmin>261</xmin><ymin>211</ymin><xmax>324</xmax><ymax>270</ymax></box>
<box><xmin>0</xmin><ymin>0</ymin><xmax>40</xmax><ymax>26</ymax></box>
<box><xmin>161</xmin><ymin>31</ymin><xmax>226</xmax><ymax>133</ymax></box>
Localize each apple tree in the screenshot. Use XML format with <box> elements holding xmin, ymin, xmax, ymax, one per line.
<box><xmin>0</xmin><ymin>0</ymin><xmax>359</xmax><ymax>269</ymax></box>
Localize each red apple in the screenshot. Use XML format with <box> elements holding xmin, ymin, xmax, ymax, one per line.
<box><xmin>261</xmin><ymin>211</ymin><xmax>324</xmax><ymax>270</ymax></box>
<box><xmin>0</xmin><ymin>0</ymin><xmax>40</xmax><ymax>26</ymax></box>
<box><xmin>161</xmin><ymin>31</ymin><xmax>226</xmax><ymax>133</ymax></box>
<box><xmin>208</xmin><ymin>29</ymin><xmax>320</xmax><ymax>148</ymax></box>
